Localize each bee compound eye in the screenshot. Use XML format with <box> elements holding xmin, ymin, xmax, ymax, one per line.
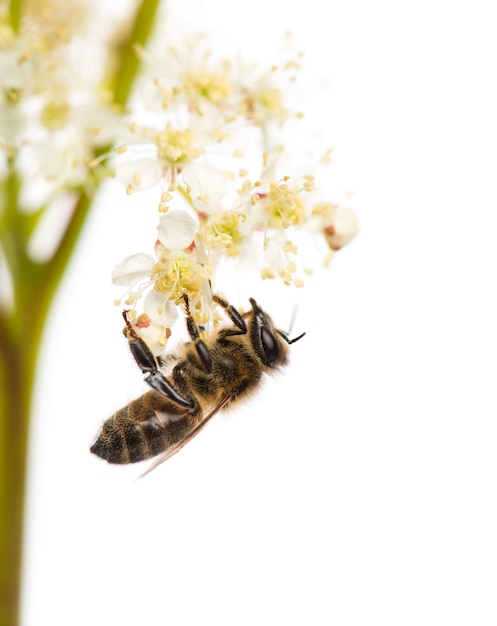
<box><xmin>260</xmin><ymin>326</ymin><xmax>282</xmax><ymax>365</ymax></box>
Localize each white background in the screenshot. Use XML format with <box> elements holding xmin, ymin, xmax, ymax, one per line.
<box><xmin>22</xmin><ymin>1</ymin><xmax>497</xmax><ymax>625</ymax></box>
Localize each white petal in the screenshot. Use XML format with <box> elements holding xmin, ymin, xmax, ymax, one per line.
<box><xmin>133</xmin><ymin>320</ymin><xmax>168</xmax><ymax>357</ymax></box>
<box><xmin>116</xmin><ymin>158</ymin><xmax>161</xmax><ymax>191</ymax></box>
<box><xmin>157</xmin><ymin>209</ymin><xmax>198</xmax><ymax>250</ymax></box>
<box><xmin>181</xmin><ymin>162</ymin><xmax>228</xmax><ymax>208</ymax></box>
<box><xmin>111</xmin><ymin>253</ymin><xmax>155</xmax><ymax>286</ymax></box>
<box><xmin>134</xmin><ymin>292</ymin><xmax>180</xmax><ymax>356</ymax></box>
<box><xmin>144</xmin><ymin>289</ymin><xmax>179</xmax><ymax>327</ymax></box>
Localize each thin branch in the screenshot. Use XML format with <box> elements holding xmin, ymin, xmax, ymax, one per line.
<box><xmin>111</xmin><ymin>0</ymin><xmax>162</xmax><ymax>109</ymax></box>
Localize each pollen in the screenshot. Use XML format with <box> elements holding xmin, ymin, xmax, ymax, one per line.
<box><xmin>125</xmin><ymin>291</ymin><xmax>141</xmax><ymax>306</ymax></box>
<box><xmin>278</xmin><ymin>266</ymin><xmax>293</xmax><ymax>285</ymax></box>
<box><xmin>159</xmin><ymin>191</ymin><xmax>172</xmax><ymax>212</ymax></box>
<box><xmin>260</xmin><ymin>267</ymin><xmax>275</xmax><ymax>279</ymax></box>
<box><xmin>154</xmin><ymin>124</ymin><xmax>202</xmax><ymax>164</ymax></box>
<box><xmin>264</xmin><ymin>182</ymin><xmax>307</xmax><ymax>229</ymax></box>
<box><xmin>241</xmin><ymin>180</ymin><xmax>253</xmax><ymax>194</ymax></box>
<box><xmin>153</xmin><ymin>252</ymin><xmax>206</xmax><ymax>305</ymax></box>
<box><xmin>282</xmin><ymin>240</ymin><xmax>298</xmax><ymax>254</ymax></box>
<box><xmin>194</xmin><ymin>310</ymin><xmax>209</xmax><ymax>325</ymax></box>
<box><xmin>135</xmin><ymin>313</ymin><xmax>151</xmax><ymax>328</ymax></box>
<box><xmin>321</xmin><ymin>148</ymin><xmax>333</xmax><ymax>165</ymax></box>
<box><xmin>182</xmin><ymin>66</ymin><xmax>232</xmax><ymax>106</ymax></box>
<box><xmin>303</xmin><ymin>175</ymin><xmax>315</xmax><ymax>192</ymax></box>
<box><xmin>204</xmin><ymin>212</ymin><xmax>243</xmax><ymax>256</ymax></box>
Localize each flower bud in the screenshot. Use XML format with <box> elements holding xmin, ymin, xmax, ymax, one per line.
<box><xmin>323</xmin><ymin>205</ymin><xmax>358</xmax><ymax>251</ymax></box>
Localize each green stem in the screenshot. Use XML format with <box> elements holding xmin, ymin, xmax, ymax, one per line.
<box><xmin>111</xmin><ymin>0</ymin><xmax>162</xmax><ymax>109</ymax></box>
<box><xmin>0</xmin><ymin>314</ymin><xmax>35</xmax><ymax>626</ymax></box>
<box><xmin>0</xmin><ymin>192</ymin><xmax>94</xmax><ymax>626</ymax></box>
<box><xmin>8</xmin><ymin>0</ymin><xmax>23</xmax><ymax>32</ymax></box>
<box><xmin>0</xmin><ymin>1</ymin><xmax>163</xmax><ymax>624</ymax></box>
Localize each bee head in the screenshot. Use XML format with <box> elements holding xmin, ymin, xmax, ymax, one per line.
<box><xmin>249</xmin><ymin>298</ymin><xmax>305</xmax><ymax>368</ymax></box>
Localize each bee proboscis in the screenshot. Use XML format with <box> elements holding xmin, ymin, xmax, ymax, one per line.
<box><xmin>90</xmin><ymin>294</ymin><xmax>305</xmax><ymax>474</ymax></box>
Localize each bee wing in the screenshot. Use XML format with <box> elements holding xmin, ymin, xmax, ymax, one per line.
<box><xmin>138</xmin><ymin>394</ymin><xmax>232</xmax><ymax>478</ymax></box>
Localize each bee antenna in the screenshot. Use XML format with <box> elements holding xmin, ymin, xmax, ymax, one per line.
<box><xmin>286</xmin><ymin>302</ymin><xmax>300</xmax><ymax>336</ymax></box>
<box><xmin>280</xmin><ymin>302</ymin><xmax>305</xmax><ymax>344</ymax></box>
<box><xmin>277</xmin><ymin>329</ymin><xmax>306</xmax><ymax>345</ymax></box>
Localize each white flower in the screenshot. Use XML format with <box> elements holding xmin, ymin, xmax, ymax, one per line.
<box><xmin>113</xmin><ymin>120</ymin><xmax>229</xmax><ymax>204</ymax></box>
<box><xmin>111</xmin><ymin>249</ymin><xmax>177</xmax><ymax>355</ymax></box>
<box><xmin>111</xmin><ymin>238</ymin><xmax>212</xmax><ymax>355</ymax></box>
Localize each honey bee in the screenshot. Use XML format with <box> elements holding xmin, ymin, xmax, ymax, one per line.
<box><xmin>90</xmin><ymin>294</ymin><xmax>305</xmax><ymax>473</ymax></box>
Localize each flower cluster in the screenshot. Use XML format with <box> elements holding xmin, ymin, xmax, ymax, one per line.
<box><xmin>0</xmin><ymin>4</ymin><xmax>124</xmax><ymax>208</ymax></box>
<box><xmin>110</xmin><ymin>40</ymin><xmax>358</xmax><ymax>354</ymax></box>
<box><xmin>0</xmin><ymin>5</ymin><xmax>356</xmax><ymax>355</ymax></box>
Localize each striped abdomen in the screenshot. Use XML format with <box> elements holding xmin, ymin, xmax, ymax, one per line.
<box><xmin>90</xmin><ymin>390</ymin><xmax>198</xmax><ymax>464</ymax></box>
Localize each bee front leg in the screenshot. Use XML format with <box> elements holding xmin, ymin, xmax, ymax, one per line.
<box><xmin>213</xmin><ymin>294</ymin><xmax>247</xmax><ymax>336</ymax></box>
<box><xmin>182</xmin><ymin>295</ymin><xmax>213</xmax><ymax>373</ymax></box>
<box><xmin>123</xmin><ymin>311</ymin><xmax>194</xmax><ymax>409</ymax></box>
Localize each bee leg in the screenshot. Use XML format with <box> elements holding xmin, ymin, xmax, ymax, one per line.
<box><xmin>123</xmin><ymin>311</ymin><xmax>194</xmax><ymax>409</ymax></box>
<box><xmin>182</xmin><ymin>295</ymin><xmax>213</xmax><ymax>373</ymax></box>
<box><xmin>212</xmin><ymin>294</ymin><xmax>247</xmax><ymax>337</ymax></box>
